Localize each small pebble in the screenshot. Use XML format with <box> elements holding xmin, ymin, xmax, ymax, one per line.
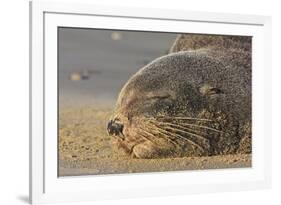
<box><xmin>70</xmin><ymin>72</ymin><xmax>81</xmax><ymax>81</ymax></box>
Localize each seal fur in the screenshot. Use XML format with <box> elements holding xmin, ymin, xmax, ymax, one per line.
<box><xmin>108</xmin><ymin>34</ymin><xmax>252</xmax><ymax>159</ymax></box>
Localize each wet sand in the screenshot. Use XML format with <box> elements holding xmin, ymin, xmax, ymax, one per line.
<box><xmin>58</xmin><ymin>105</ymin><xmax>251</xmax><ymax>177</ymax></box>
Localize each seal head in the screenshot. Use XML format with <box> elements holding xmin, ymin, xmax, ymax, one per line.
<box><xmin>107</xmin><ymin>35</ymin><xmax>251</xmax><ymax>159</ymax></box>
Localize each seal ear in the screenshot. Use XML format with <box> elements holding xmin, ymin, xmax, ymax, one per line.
<box><xmin>199</xmin><ymin>85</ymin><xmax>223</xmax><ymax>96</ymax></box>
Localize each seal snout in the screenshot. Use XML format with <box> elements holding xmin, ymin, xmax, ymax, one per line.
<box><xmin>107</xmin><ymin>119</ymin><xmax>124</xmax><ymax>139</ymax></box>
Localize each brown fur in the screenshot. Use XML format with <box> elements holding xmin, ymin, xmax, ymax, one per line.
<box><xmin>109</xmin><ymin>34</ymin><xmax>252</xmax><ymax>159</ymax></box>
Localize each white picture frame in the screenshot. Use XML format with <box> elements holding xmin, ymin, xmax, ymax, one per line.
<box><xmin>29</xmin><ymin>1</ymin><xmax>272</xmax><ymax>204</ymax></box>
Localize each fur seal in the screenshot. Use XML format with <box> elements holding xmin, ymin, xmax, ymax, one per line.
<box><xmin>107</xmin><ymin>34</ymin><xmax>252</xmax><ymax>159</ymax></box>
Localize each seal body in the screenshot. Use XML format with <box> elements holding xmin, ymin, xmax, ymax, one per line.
<box><xmin>107</xmin><ymin>34</ymin><xmax>252</xmax><ymax>159</ymax></box>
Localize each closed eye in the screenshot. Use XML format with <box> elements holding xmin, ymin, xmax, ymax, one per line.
<box><xmin>139</xmin><ymin>95</ymin><xmax>171</xmax><ymax>107</ymax></box>
<box><xmin>149</xmin><ymin>95</ymin><xmax>171</xmax><ymax>100</ymax></box>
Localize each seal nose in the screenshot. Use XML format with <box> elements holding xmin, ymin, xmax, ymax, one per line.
<box><xmin>107</xmin><ymin>120</ymin><xmax>124</xmax><ymax>137</ymax></box>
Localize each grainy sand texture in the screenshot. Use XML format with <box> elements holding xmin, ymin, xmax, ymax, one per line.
<box><xmin>58</xmin><ymin>105</ymin><xmax>251</xmax><ymax>177</ymax></box>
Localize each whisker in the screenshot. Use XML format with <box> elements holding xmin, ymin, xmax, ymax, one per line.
<box><xmin>136</xmin><ymin>130</ymin><xmax>154</xmax><ymax>143</ymax></box>
<box><xmin>155</xmin><ymin>116</ymin><xmax>213</xmax><ymax>122</ymax></box>
<box><xmin>147</xmin><ymin>123</ymin><xmax>206</xmax><ymax>152</ymax></box>
<box><xmin>148</xmin><ymin>119</ymin><xmax>203</xmax><ymax>134</ymax></box>
<box><xmin>142</xmin><ymin>124</ymin><xmax>180</xmax><ymax>147</ymax></box>
<box><xmin>151</xmin><ymin>121</ymin><xmax>209</xmax><ymax>143</ymax></box>
<box><xmin>163</xmin><ymin>126</ymin><xmax>210</xmax><ymax>149</ymax></box>
<box><xmin>138</xmin><ymin>126</ymin><xmax>161</xmax><ymax>140</ymax></box>
<box><xmin>161</xmin><ymin>129</ymin><xmax>205</xmax><ymax>152</ymax></box>
<box><xmin>149</xmin><ymin>119</ymin><xmax>223</xmax><ymax>134</ymax></box>
<box><xmin>178</xmin><ymin>122</ymin><xmax>224</xmax><ymax>133</ymax></box>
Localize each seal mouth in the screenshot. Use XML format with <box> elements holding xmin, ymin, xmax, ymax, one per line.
<box><xmin>107</xmin><ymin>119</ymin><xmax>125</xmax><ymax>140</ymax></box>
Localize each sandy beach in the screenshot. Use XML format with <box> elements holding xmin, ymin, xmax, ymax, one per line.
<box><xmin>58</xmin><ymin>105</ymin><xmax>251</xmax><ymax>177</ymax></box>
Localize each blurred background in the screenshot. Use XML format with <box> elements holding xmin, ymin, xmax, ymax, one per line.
<box><xmin>58</xmin><ymin>28</ymin><xmax>177</xmax><ymax>106</ymax></box>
